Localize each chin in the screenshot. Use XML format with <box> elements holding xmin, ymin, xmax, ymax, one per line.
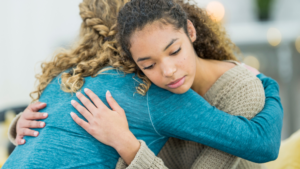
<box><xmin>168</xmin><ymin>86</ymin><xmax>189</xmax><ymax>94</ymax></box>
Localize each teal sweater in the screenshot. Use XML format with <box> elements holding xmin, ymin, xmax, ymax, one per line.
<box><xmin>3</xmin><ymin>70</ymin><xmax>283</xmax><ymax>169</ymax></box>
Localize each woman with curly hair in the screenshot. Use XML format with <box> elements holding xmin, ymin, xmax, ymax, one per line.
<box><xmin>106</xmin><ymin>0</ymin><xmax>266</xmax><ymax>168</ymax></box>
<box><xmin>4</xmin><ymin>0</ymin><xmax>282</xmax><ymax>168</ymax></box>
<box><xmin>63</xmin><ymin>0</ymin><xmax>271</xmax><ymax>168</ymax></box>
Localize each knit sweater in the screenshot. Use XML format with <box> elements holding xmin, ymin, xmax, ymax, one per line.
<box><xmin>116</xmin><ymin>61</ymin><xmax>267</xmax><ymax>169</ymax></box>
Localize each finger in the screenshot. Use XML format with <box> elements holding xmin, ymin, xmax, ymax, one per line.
<box><xmin>15</xmin><ymin>135</ymin><xmax>26</xmax><ymax>145</ymax></box>
<box><xmin>70</xmin><ymin>112</ymin><xmax>90</xmax><ymax>132</ymax></box>
<box><xmin>76</xmin><ymin>92</ymin><xmax>98</xmax><ymax>113</ymax></box>
<box><xmin>106</xmin><ymin>90</ymin><xmax>124</xmax><ymax>113</ymax></box>
<box><xmin>71</xmin><ymin>100</ymin><xmax>93</xmax><ymax>121</ymax></box>
<box><xmin>84</xmin><ymin>88</ymin><xmax>108</xmax><ymax>110</ymax></box>
<box><xmin>19</xmin><ymin>128</ymin><xmax>39</xmax><ymax>137</ymax></box>
<box><xmin>26</xmin><ymin>102</ymin><xmax>47</xmax><ymax>112</ymax></box>
<box><xmin>23</xmin><ymin>111</ymin><xmax>48</xmax><ymax>120</ymax></box>
<box><xmin>21</xmin><ymin>120</ymin><xmax>46</xmax><ymax>128</ymax></box>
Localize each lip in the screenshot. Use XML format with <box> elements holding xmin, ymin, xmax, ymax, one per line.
<box><xmin>167</xmin><ymin>76</ymin><xmax>186</xmax><ymax>89</ymax></box>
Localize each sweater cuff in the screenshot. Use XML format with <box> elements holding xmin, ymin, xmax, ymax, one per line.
<box><xmin>7</xmin><ymin>112</ymin><xmax>22</xmax><ymax>146</ymax></box>
<box><xmin>115</xmin><ymin>140</ymin><xmax>160</xmax><ymax>169</ymax></box>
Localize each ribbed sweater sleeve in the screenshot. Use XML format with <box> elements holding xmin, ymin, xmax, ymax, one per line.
<box><xmin>115</xmin><ymin>140</ymin><xmax>168</xmax><ymax>169</ymax></box>
<box><xmin>7</xmin><ymin>112</ymin><xmax>22</xmax><ymax>146</ymax></box>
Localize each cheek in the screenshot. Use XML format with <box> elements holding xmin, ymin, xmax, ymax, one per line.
<box><xmin>177</xmin><ymin>52</ymin><xmax>195</xmax><ymax>74</ymax></box>
<box><xmin>136</xmin><ymin>63</ymin><xmax>165</xmax><ymax>88</ymax></box>
<box><xmin>143</xmin><ymin>70</ymin><xmax>164</xmax><ymax>87</ymax></box>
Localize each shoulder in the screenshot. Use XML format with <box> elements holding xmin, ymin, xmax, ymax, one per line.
<box><xmin>41</xmin><ymin>68</ymin><xmax>146</xmax><ymax>107</ymax></box>
<box><xmin>206</xmin><ymin>65</ymin><xmax>265</xmax><ymax>119</ymax></box>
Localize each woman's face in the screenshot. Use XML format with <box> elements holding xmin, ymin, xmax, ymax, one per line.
<box><xmin>129</xmin><ymin>20</ymin><xmax>198</xmax><ymax>94</ymax></box>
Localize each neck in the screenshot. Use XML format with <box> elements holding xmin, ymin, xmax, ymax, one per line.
<box><xmin>191</xmin><ymin>58</ymin><xmax>221</xmax><ymax>97</ymax></box>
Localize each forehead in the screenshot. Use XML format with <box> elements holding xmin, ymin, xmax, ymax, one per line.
<box><xmin>129</xmin><ymin>22</ymin><xmax>184</xmax><ymax>59</ymax></box>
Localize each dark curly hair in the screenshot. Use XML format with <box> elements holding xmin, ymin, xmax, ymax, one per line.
<box><xmin>31</xmin><ymin>0</ymin><xmax>241</xmax><ymax>102</ymax></box>
<box><xmin>117</xmin><ymin>0</ymin><xmax>240</xmax><ymax>63</ymax></box>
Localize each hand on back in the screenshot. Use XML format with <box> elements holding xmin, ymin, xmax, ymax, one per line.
<box><xmin>70</xmin><ymin>89</ymin><xmax>133</xmax><ymax>149</ymax></box>
<box><xmin>70</xmin><ymin>89</ymin><xmax>140</xmax><ymax>164</ymax></box>
<box><xmin>14</xmin><ymin>89</ymin><xmax>133</xmax><ymax>150</ymax></box>
<box><xmin>15</xmin><ymin>102</ymin><xmax>48</xmax><ymax>145</ymax></box>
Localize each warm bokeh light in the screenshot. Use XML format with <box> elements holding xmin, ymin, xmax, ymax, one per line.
<box><xmin>295</xmin><ymin>36</ymin><xmax>300</xmax><ymax>53</ymax></box>
<box><xmin>267</xmin><ymin>27</ymin><xmax>282</xmax><ymax>47</ymax></box>
<box><xmin>206</xmin><ymin>1</ymin><xmax>225</xmax><ymax>22</ymax></box>
<box><xmin>243</xmin><ymin>56</ymin><xmax>260</xmax><ymax>70</ymax></box>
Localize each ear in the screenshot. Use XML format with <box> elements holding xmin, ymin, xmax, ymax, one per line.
<box><xmin>187</xmin><ymin>19</ymin><xmax>197</xmax><ymax>43</ymax></box>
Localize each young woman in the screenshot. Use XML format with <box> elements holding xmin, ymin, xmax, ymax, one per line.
<box><xmin>5</xmin><ymin>0</ymin><xmax>282</xmax><ymax>168</ymax></box>
<box><xmin>66</xmin><ymin>0</ymin><xmax>269</xmax><ymax>168</ymax></box>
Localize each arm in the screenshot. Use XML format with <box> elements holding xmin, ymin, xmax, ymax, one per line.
<box><xmin>191</xmin><ymin>77</ymin><xmax>265</xmax><ymax>168</ymax></box>
<box><xmin>149</xmin><ymin>74</ymin><xmax>282</xmax><ymax>163</ymax></box>
<box><xmin>71</xmin><ymin>90</ymin><xmax>169</xmax><ymax>169</ymax></box>
<box><xmin>115</xmin><ymin>68</ymin><xmax>265</xmax><ymax>169</ymax></box>
<box><xmin>12</xmin><ymin>74</ymin><xmax>281</xmax><ymax>165</ymax></box>
<box><xmin>115</xmin><ymin>140</ymin><xmax>168</xmax><ymax>169</ymax></box>
<box><xmin>72</xmin><ymin>74</ymin><xmax>281</xmax><ymax>167</ymax></box>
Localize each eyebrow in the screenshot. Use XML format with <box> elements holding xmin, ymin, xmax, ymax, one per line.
<box><xmin>137</xmin><ymin>38</ymin><xmax>178</xmax><ymax>63</ymax></box>
<box><xmin>164</xmin><ymin>38</ymin><xmax>178</xmax><ymax>51</ymax></box>
<box><xmin>137</xmin><ymin>56</ymin><xmax>151</xmax><ymax>62</ymax></box>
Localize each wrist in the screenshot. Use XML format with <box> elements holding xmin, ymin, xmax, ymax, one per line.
<box><xmin>114</xmin><ymin>131</ymin><xmax>139</xmax><ymax>152</ymax></box>
<box><xmin>114</xmin><ymin>131</ymin><xmax>140</xmax><ymax>165</ymax></box>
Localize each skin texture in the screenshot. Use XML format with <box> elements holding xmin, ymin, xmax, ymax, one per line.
<box><xmin>70</xmin><ymin>89</ymin><xmax>140</xmax><ymax>165</ymax></box>
<box><xmin>130</xmin><ymin>20</ymin><xmax>235</xmax><ymax>96</ymax></box>
<box><xmin>15</xmin><ymin>102</ymin><xmax>48</xmax><ymax>145</ymax></box>
<box><xmin>130</xmin><ymin>20</ymin><xmax>197</xmax><ymax>94</ymax></box>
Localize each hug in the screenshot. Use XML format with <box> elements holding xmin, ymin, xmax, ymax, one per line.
<box><xmin>4</xmin><ymin>0</ymin><xmax>291</xmax><ymax>168</ymax></box>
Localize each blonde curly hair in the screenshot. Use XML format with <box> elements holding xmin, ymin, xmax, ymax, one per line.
<box><xmin>30</xmin><ymin>0</ymin><xmax>240</xmax><ymax>102</ymax></box>
<box><xmin>30</xmin><ymin>0</ymin><xmax>150</xmax><ymax>102</ymax></box>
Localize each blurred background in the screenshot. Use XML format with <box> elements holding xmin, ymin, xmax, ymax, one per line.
<box><xmin>0</xmin><ymin>0</ymin><xmax>299</xmax><ymax>166</ymax></box>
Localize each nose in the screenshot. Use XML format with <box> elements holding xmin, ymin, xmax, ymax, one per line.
<box><xmin>161</xmin><ymin>60</ymin><xmax>177</xmax><ymax>77</ymax></box>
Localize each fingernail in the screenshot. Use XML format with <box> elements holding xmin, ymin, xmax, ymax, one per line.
<box><xmin>76</xmin><ymin>92</ymin><xmax>80</xmax><ymax>97</ymax></box>
<box><xmin>43</xmin><ymin>113</ymin><xmax>48</xmax><ymax>117</ymax></box>
<box><xmin>71</xmin><ymin>100</ymin><xmax>76</xmax><ymax>105</ymax></box>
<box><xmin>21</xmin><ymin>139</ymin><xmax>25</xmax><ymax>144</ymax></box>
<box><xmin>40</xmin><ymin>103</ymin><xmax>45</xmax><ymax>106</ymax></box>
<box><xmin>70</xmin><ymin>112</ymin><xmax>75</xmax><ymax>117</ymax></box>
<box><xmin>84</xmin><ymin>88</ymin><xmax>89</xmax><ymax>92</ymax></box>
<box><xmin>34</xmin><ymin>132</ymin><xmax>38</xmax><ymax>136</ymax></box>
<box><xmin>107</xmin><ymin>90</ymin><xmax>111</xmax><ymax>97</ymax></box>
<box><xmin>40</xmin><ymin>122</ymin><xmax>45</xmax><ymax>127</ymax></box>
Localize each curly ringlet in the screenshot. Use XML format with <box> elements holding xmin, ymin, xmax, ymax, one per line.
<box><xmin>118</xmin><ymin>0</ymin><xmax>240</xmax><ymax>63</ymax></box>
<box><xmin>30</xmin><ymin>0</ymin><xmax>240</xmax><ymax>102</ymax></box>
<box><xmin>30</xmin><ymin>0</ymin><xmax>148</xmax><ymax>102</ymax></box>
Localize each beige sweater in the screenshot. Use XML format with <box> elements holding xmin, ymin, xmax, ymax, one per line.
<box><xmin>115</xmin><ymin>61</ymin><xmax>266</xmax><ymax>169</ymax></box>
<box><xmin>8</xmin><ymin>61</ymin><xmax>266</xmax><ymax>169</ymax></box>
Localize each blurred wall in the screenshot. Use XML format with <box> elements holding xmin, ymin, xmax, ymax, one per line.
<box><xmin>0</xmin><ymin>0</ymin><xmax>82</xmax><ymax>110</ymax></box>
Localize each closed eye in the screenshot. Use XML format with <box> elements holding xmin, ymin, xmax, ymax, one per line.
<box><xmin>143</xmin><ymin>63</ymin><xmax>156</xmax><ymax>70</ymax></box>
<box><xmin>171</xmin><ymin>47</ymin><xmax>181</xmax><ymax>55</ymax></box>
